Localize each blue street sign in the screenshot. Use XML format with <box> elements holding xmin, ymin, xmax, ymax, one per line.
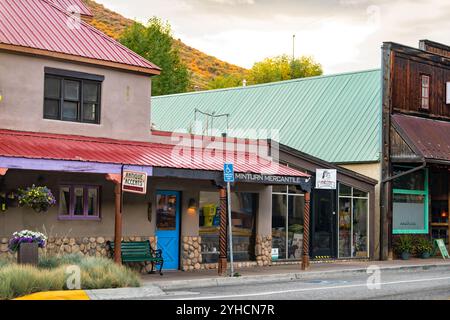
<box><xmin>223</xmin><ymin>163</ymin><xmax>234</xmax><ymax>183</ymax></box>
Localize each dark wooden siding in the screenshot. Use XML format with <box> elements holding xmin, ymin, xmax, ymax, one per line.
<box><xmin>391</xmin><ymin>51</ymin><xmax>450</xmax><ymax>120</ymax></box>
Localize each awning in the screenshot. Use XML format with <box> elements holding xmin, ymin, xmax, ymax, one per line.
<box><xmin>0</xmin><ymin>130</ymin><xmax>310</xmax><ymax>189</ymax></box>
<box><xmin>392</xmin><ymin>114</ymin><xmax>450</xmax><ymax>164</ymax></box>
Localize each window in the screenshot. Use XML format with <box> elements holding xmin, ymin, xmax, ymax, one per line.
<box><xmin>338</xmin><ymin>184</ymin><xmax>369</xmax><ymax>258</ymax></box>
<box><xmin>199</xmin><ymin>191</ymin><xmax>257</xmax><ymax>263</ymax></box>
<box><xmin>392</xmin><ymin>167</ymin><xmax>429</xmax><ymax>234</ymax></box>
<box><xmin>44</xmin><ymin>68</ymin><xmax>103</xmax><ymax>124</ymax></box>
<box><xmin>59</xmin><ymin>185</ymin><xmax>101</xmax><ymax>220</ymax></box>
<box><xmin>272</xmin><ymin>186</ymin><xmax>305</xmax><ymax>260</ymax></box>
<box><xmin>420</xmin><ymin>75</ymin><xmax>430</xmax><ymax>110</ymax></box>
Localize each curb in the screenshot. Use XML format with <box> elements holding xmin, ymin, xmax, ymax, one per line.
<box><xmin>14</xmin><ymin>290</ymin><xmax>90</xmax><ymax>300</ymax></box>
<box><xmin>152</xmin><ymin>262</ymin><xmax>450</xmax><ymax>291</ymax></box>
<box><xmin>85</xmin><ymin>285</ymin><xmax>164</xmax><ymax>300</ymax></box>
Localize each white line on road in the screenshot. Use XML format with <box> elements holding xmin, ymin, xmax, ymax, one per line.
<box><xmin>169</xmin><ymin>276</ymin><xmax>450</xmax><ymax>300</ymax></box>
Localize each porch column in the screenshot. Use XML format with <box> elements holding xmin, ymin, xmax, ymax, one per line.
<box><xmin>302</xmin><ymin>192</ymin><xmax>311</xmax><ymax>270</ymax></box>
<box><xmin>218</xmin><ymin>187</ymin><xmax>228</xmax><ymax>276</ymax></box>
<box><xmin>106</xmin><ymin>174</ymin><xmax>122</xmax><ymax>265</ymax></box>
<box><xmin>0</xmin><ymin>168</ymin><xmax>7</xmax><ymax>176</ymax></box>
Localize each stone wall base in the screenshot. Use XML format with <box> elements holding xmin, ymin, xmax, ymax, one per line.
<box><xmin>0</xmin><ymin>235</ymin><xmax>156</xmax><ymax>274</ymax></box>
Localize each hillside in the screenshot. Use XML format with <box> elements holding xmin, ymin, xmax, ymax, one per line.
<box><xmin>83</xmin><ymin>0</ymin><xmax>247</xmax><ymax>90</ymax></box>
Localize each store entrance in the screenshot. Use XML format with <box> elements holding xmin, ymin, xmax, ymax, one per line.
<box><xmin>311</xmin><ymin>189</ymin><xmax>337</xmax><ymax>259</ymax></box>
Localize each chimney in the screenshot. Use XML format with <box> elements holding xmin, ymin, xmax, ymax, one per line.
<box><xmin>242</xmin><ymin>79</ymin><xmax>247</xmax><ymax>87</ymax></box>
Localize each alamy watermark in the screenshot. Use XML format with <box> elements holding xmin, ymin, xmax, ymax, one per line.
<box><xmin>366</xmin><ymin>265</ymin><xmax>381</xmax><ymax>290</ymax></box>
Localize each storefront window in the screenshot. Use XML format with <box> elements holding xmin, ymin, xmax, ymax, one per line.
<box><xmin>392</xmin><ymin>167</ymin><xmax>428</xmax><ymax>235</ymax></box>
<box><xmin>338</xmin><ymin>184</ymin><xmax>369</xmax><ymax>258</ymax></box>
<box><xmin>199</xmin><ymin>191</ymin><xmax>257</xmax><ymax>263</ymax></box>
<box><xmin>272</xmin><ymin>186</ymin><xmax>305</xmax><ymax>260</ymax></box>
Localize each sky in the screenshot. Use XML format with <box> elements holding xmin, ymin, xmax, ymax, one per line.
<box><xmin>94</xmin><ymin>0</ymin><xmax>450</xmax><ymax>74</ymax></box>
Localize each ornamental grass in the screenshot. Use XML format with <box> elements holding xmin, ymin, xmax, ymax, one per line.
<box><xmin>0</xmin><ymin>254</ymin><xmax>140</xmax><ymax>300</ymax></box>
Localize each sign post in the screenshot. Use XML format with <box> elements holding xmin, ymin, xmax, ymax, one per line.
<box><xmin>224</xmin><ymin>163</ymin><xmax>235</xmax><ymax>277</ymax></box>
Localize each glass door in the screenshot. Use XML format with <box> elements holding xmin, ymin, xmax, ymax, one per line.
<box><xmin>312</xmin><ymin>189</ymin><xmax>337</xmax><ymax>259</ymax></box>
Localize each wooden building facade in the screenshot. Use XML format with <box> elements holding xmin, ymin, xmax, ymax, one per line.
<box><xmin>381</xmin><ymin>40</ymin><xmax>450</xmax><ymax>259</ymax></box>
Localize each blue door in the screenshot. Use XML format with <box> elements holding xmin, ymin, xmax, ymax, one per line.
<box><xmin>156</xmin><ymin>191</ymin><xmax>180</xmax><ymax>270</ymax></box>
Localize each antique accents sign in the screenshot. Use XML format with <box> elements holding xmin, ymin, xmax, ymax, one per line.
<box><xmin>315</xmin><ymin>169</ymin><xmax>337</xmax><ymax>190</ymax></box>
<box><xmin>122</xmin><ymin>170</ymin><xmax>148</xmax><ymax>194</ymax></box>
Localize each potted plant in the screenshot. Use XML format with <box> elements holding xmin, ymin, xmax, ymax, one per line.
<box><xmin>8</xmin><ymin>230</ymin><xmax>47</xmax><ymax>265</ymax></box>
<box><xmin>394</xmin><ymin>235</ymin><xmax>414</xmax><ymax>260</ymax></box>
<box><xmin>18</xmin><ymin>185</ymin><xmax>56</xmax><ymax>213</ymax></box>
<box><xmin>415</xmin><ymin>237</ymin><xmax>434</xmax><ymax>259</ymax></box>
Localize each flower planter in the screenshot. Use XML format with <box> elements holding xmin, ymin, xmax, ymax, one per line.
<box><xmin>420</xmin><ymin>252</ymin><xmax>431</xmax><ymax>259</ymax></box>
<box><xmin>401</xmin><ymin>252</ymin><xmax>410</xmax><ymax>260</ymax></box>
<box><xmin>17</xmin><ymin>242</ymin><xmax>39</xmax><ymax>266</ymax></box>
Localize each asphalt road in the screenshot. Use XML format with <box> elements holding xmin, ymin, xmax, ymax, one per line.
<box><xmin>143</xmin><ymin>268</ymin><xmax>450</xmax><ymax>300</ymax></box>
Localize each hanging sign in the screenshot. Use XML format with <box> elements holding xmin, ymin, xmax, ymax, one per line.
<box><xmin>435</xmin><ymin>239</ymin><xmax>449</xmax><ymax>259</ymax></box>
<box><xmin>122</xmin><ymin>170</ymin><xmax>148</xmax><ymax>194</ymax></box>
<box><xmin>315</xmin><ymin>169</ymin><xmax>337</xmax><ymax>190</ymax></box>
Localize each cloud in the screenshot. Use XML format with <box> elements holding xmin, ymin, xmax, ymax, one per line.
<box><xmin>206</xmin><ymin>0</ymin><xmax>255</xmax><ymax>4</ymax></box>
<box><xmin>95</xmin><ymin>0</ymin><xmax>450</xmax><ymax>74</ymax></box>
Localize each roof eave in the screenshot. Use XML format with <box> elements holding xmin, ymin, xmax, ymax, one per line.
<box><xmin>0</xmin><ymin>43</ymin><xmax>161</xmax><ymax>76</ymax></box>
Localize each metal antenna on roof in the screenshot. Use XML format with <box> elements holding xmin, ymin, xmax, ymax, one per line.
<box><xmin>194</xmin><ymin>108</ymin><xmax>230</xmax><ymax>136</ymax></box>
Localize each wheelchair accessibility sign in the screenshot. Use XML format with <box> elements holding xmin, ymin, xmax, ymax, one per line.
<box><xmin>224</xmin><ymin>163</ymin><xmax>235</xmax><ymax>183</ymax></box>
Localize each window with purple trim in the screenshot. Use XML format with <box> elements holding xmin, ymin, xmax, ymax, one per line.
<box><xmin>59</xmin><ymin>185</ymin><xmax>100</xmax><ymax>220</ymax></box>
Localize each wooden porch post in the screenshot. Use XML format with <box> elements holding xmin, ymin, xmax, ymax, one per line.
<box><xmin>218</xmin><ymin>187</ymin><xmax>228</xmax><ymax>276</ymax></box>
<box><xmin>106</xmin><ymin>174</ymin><xmax>122</xmax><ymax>265</ymax></box>
<box><xmin>302</xmin><ymin>192</ymin><xmax>311</xmax><ymax>270</ymax></box>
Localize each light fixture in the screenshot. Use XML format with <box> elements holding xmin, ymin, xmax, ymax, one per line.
<box><xmin>188</xmin><ymin>198</ymin><xmax>197</xmax><ymax>210</ymax></box>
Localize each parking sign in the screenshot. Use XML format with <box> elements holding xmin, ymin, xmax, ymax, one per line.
<box><xmin>224</xmin><ymin>163</ymin><xmax>234</xmax><ymax>183</ymax></box>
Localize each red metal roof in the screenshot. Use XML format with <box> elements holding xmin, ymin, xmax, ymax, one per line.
<box><xmin>0</xmin><ymin>0</ymin><xmax>160</xmax><ymax>73</ymax></box>
<box><xmin>0</xmin><ymin>130</ymin><xmax>309</xmax><ymax>177</ymax></box>
<box><xmin>47</xmin><ymin>0</ymin><xmax>92</xmax><ymax>16</ymax></box>
<box><xmin>392</xmin><ymin>114</ymin><xmax>450</xmax><ymax>163</ymax></box>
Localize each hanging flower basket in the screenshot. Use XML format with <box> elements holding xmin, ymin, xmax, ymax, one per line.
<box><xmin>9</xmin><ymin>230</ymin><xmax>47</xmax><ymax>265</ymax></box>
<box><xmin>18</xmin><ymin>185</ymin><xmax>56</xmax><ymax>213</ymax></box>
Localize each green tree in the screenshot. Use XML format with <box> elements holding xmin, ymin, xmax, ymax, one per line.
<box><xmin>120</xmin><ymin>17</ymin><xmax>190</xmax><ymax>96</ymax></box>
<box><xmin>249</xmin><ymin>54</ymin><xmax>323</xmax><ymax>85</ymax></box>
<box><xmin>207</xmin><ymin>74</ymin><xmax>245</xmax><ymax>90</ymax></box>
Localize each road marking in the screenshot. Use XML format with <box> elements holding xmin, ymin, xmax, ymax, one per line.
<box><xmin>169</xmin><ymin>276</ymin><xmax>450</xmax><ymax>300</ymax></box>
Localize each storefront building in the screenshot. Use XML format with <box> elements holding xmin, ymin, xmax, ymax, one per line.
<box><xmin>277</xmin><ymin>145</ymin><xmax>377</xmax><ymax>261</ymax></box>
<box><xmin>381</xmin><ymin>40</ymin><xmax>450</xmax><ymax>259</ymax></box>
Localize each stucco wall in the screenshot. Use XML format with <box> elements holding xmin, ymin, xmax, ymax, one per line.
<box><xmin>0</xmin><ymin>171</ymin><xmax>270</xmax><ymax>239</ymax></box>
<box><xmin>339</xmin><ymin>162</ymin><xmax>381</xmax><ymax>260</ymax></box>
<box><xmin>0</xmin><ymin>52</ymin><xmax>152</xmax><ymax>142</ymax></box>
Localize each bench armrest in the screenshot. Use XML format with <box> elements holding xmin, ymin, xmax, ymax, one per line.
<box><xmin>151</xmin><ymin>248</ymin><xmax>163</xmax><ymax>259</ymax></box>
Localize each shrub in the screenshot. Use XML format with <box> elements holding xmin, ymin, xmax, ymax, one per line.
<box><xmin>415</xmin><ymin>237</ymin><xmax>434</xmax><ymax>255</ymax></box>
<box><xmin>0</xmin><ymin>255</ymin><xmax>140</xmax><ymax>300</ymax></box>
<box><xmin>394</xmin><ymin>235</ymin><xmax>415</xmax><ymax>254</ymax></box>
<box><xmin>0</xmin><ymin>265</ymin><xmax>65</xmax><ymax>300</ymax></box>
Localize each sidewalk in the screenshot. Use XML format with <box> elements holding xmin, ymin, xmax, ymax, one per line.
<box><xmin>142</xmin><ymin>258</ymin><xmax>450</xmax><ymax>291</ymax></box>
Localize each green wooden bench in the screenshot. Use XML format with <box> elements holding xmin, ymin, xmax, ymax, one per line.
<box><xmin>107</xmin><ymin>240</ymin><xmax>164</xmax><ymax>275</ymax></box>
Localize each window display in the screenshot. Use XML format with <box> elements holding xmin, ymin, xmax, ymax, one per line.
<box><xmin>199</xmin><ymin>191</ymin><xmax>257</xmax><ymax>263</ymax></box>
<box><xmin>338</xmin><ymin>184</ymin><xmax>369</xmax><ymax>258</ymax></box>
<box><xmin>392</xmin><ymin>167</ymin><xmax>428</xmax><ymax>234</ymax></box>
<box><xmin>272</xmin><ymin>186</ymin><xmax>304</xmax><ymax>260</ymax></box>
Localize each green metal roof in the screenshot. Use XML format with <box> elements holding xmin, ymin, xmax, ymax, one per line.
<box><xmin>151</xmin><ymin>69</ymin><xmax>382</xmax><ymax>163</ymax></box>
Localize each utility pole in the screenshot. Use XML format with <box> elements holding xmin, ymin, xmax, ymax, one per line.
<box><xmin>292</xmin><ymin>34</ymin><xmax>296</xmax><ymax>61</ymax></box>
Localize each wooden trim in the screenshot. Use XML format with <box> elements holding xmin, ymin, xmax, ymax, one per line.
<box><xmin>106</xmin><ymin>173</ymin><xmax>121</xmax><ymax>185</ymax></box>
<box><xmin>0</xmin><ymin>43</ymin><xmax>161</xmax><ymax>76</ymax></box>
<box><xmin>0</xmin><ymin>168</ymin><xmax>7</xmax><ymax>176</ymax></box>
